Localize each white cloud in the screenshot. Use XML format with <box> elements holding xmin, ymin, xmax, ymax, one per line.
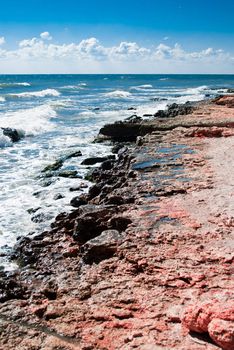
<box><xmin>0</xmin><ymin>34</ymin><xmax>233</xmax><ymax>73</ymax></box>
<box><xmin>0</xmin><ymin>37</ymin><xmax>5</xmax><ymax>45</ymax></box>
<box><xmin>40</xmin><ymin>31</ymin><xmax>52</xmax><ymax>41</ymax></box>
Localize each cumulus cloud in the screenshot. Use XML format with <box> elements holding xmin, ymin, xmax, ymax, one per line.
<box><xmin>0</xmin><ymin>33</ymin><xmax>233</xmax><ymax>73</ymax></box>
<box><xmin>40</xmin><ymin>31</ymin><xmax>52</xmax><ymax>41</ymax></box>
<box><xmin>0</xmin><ymin>37</ymin><xmax>5</xmax><ymax>45</ymax></box>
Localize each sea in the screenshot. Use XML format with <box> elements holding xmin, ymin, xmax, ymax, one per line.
<box><xmin>0</xmin><ymin>74</ymin><xmax>234</xmax><ymax>270</ymax></box>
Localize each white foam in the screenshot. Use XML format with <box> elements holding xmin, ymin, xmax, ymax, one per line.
<box><xmin>0</xmin><ymin>129</ymin><xmax>13</xmax><ymax>148</ymax></box>
<box><xmin>184</xmin><ymin>85</ymin><xmax>208</xmax><ymax>95</ymax></box>
<box><xmin>61</xmin><ymin>83</ymin><xmax>87</xmax><ymax>90</ymax></box>
<box><xmin>10</xmin><ymin>89</ymin><xmax>60</xmax><ymax>98</ymax></box>
<box><xmin>0</xmin><ymin>82</ymin><xmax>31</xmax><ymax>87</ymax></box>
<box><xmin>0</xmin><ymin>104</ymin><xmax>57</xmax><ymax>136</ymax></box>
<box><xmin>104</xmin><ymin>90</ymin><xmax>132</xmax><ymax>98</ymax></box>
<box><xmin>0</xmin><ymin>96</ymin><xmax>5</xmax><ymax>102</ymax></box>
<box><xmin>159</xmin><ymin>78</ymin><xmax>169</xmax><ymax>81</ymax></box>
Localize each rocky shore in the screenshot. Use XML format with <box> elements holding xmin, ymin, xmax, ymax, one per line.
<box><xmin>0</xmin><ymin>96</ymin><xmax>234</xmax><ymax>349</ymax></box>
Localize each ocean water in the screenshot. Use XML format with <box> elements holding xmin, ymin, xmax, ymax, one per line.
<box><xmin>0</xmin><ymin>74</ymin><xmax>234</xmax><ymax>270</ymax></box>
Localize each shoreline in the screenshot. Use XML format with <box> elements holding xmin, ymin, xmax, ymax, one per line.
<box><xmin>0</xmin><ymin>95</ymin><xmax>234</xmax><ymax>349</ymax></box>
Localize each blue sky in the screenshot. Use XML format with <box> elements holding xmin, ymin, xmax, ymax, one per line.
<box><xmin>0</xmin><ymin>0</ymin><xmax>233</xmax><ymax>73</ymax></box>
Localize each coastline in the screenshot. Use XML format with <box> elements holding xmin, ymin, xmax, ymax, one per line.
<box><xmin>0</xmin><ymin>95</ymin><xmax>234</xmax><ymax>349</ymax></box>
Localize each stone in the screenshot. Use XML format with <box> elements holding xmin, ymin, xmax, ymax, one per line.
<box><xmin>70</xmin><ymin>195</ymin><xmax>88</xmax><ymax>208</ymax></box>
<box><xmin>81</xmin><ymin>230</ymin><xmax>123</xmax><ymax>264</ymax></box>
<box><xmin>1</xmin><ymin>127</ymin><xmax>22</xmax><ymax>142</ymax></box>
<box><xmin>208</xmin><ymin>319</ymin><xmax>234</xmax><ymax>350</ymax></box>
<box><xmin>58</xmin><ymin>170</ymin><xmax>81</xmax><ymax>178</ymax></box>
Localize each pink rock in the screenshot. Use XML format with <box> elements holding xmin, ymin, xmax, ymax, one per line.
<box><xmin>208</xmin><ymin>318</ymin><xmax>234</xmax><ymax>350</ymax></box>
<box><xmin>182</xmin><ymin>302</ymin><xmax>214</xmax><ymax>333</ymax></box>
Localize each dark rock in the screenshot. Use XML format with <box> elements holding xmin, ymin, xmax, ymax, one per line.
<box><xmin>27</xmin><ymin>207</ymin><xmax>41</xmax><ymax>214</ymax></box>
<box><xmin>73</xmin><ymin>205</ymin><xmax>118</xmax><ymax>243</ymax></box>
<box><xmin>81</xmin><ymin>230</ymin><xmax>123</xmax><ymax>264</ymax></box>
<box><xmin>53</xmin><ymin>193</ymin><xmax>64</xmax><ymax>200</ymax></box>
<box><xmin>81</xmin><ymin>156</ymin><xmax>109</xmax><ymax>166</ymax></box>
<box><xmin>154</xmin><ymin>102</ymin><xmax>195</xmax><ymax>119</ymax></box>
<box><xmin>124</xmin><ymin>115</ymin><xmax>143</xmax><ymax>123</ymax></box>
<box><xmin>63</xmin><ymin>150</ymin><xmax>82</xmax><ymax>160</ymax></box>
<box><xmin>101</xmin><ymin>160</ymin><xmax>114</xmax><ymax>171</ymax></box>
<box><xmin>127</xmin><ymin>107</ymin><xmax>136</xmax><ymax>110</ymax></box>
<box><xmin>112</xmin><ymin>143</ymin><xmax>125</xmax><ymax>154</ymax></box>
<box><xmin>109</xmin><ymin>216</ymin><xmax>132</xmax><ymax>231</ymax></box>
<box><xmin>58</xmin><ymin>170</ymin><xmax>81</xmax><ymax>178</ymax></box>
<box><xmin>105</xmin><ymin>196</ymin><xmax>124</xmax><ymax>205</ymax></box>
<box><xmin>1</xmin><ymin>127</ymin><xmax>22</xmax><ymax>143</ymax></box>
<box><xmin>31</xmin><ymin>212</ymin><xmax>52</xmax><ymax>223</ymax></box>
<box><xmin>0</xmin><ymin>271</ymin><xmax>26</xmax><ymax>302</ymax></box>
<box><xmin>143</xmin><ymin>114</ymin><xmax>153</xmax><ymax>117</ymax></box>
<box><xmin>70</xmin><ymin>195</ymin><xmax>88</xmax><ymax>208</ymax></box>
<box><xmin>98</xmin><ymin>122</ymin><xmax>153</xmax><ymax>142</ymax></box>
<box><xmin>227</xmin><ymin>88</ymin><xmax>234</xmax><ymax>93</ymax></box>
<box><xmin>42</xmin><ymin>159</ymin><xmax>63</xmax><ymax>173</ymax></box>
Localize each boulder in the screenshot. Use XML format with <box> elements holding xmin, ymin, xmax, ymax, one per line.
<box><xmin>1</xmin><ymin>127</ymin><xmax>22</xmax><ymax>142</ymax></box>
<box><xmin>81</xmin><ymin>230</ymin><xmax>123</xmax><ymax>264</ymax></box>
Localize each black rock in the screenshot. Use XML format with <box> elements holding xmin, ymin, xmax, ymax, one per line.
<box><xmin>70</xmin><ymin>195</ymin><xmax>88</xmax><ymax>208</ymax></box>
<box><xmin>81</xmin><ymin>156</ymin><xmax>109</xmax><ymax>166</ymax></box>
<box><xmin>1</xmin><ymin>127</ymin><xmax>22</xmax><ymax>142</ymax></box>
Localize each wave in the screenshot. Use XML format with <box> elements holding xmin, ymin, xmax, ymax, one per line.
<box><xmin>0</xmin><ymin>96</ymin><xmax>5</xmax><ymax>102</ymax></box>
<box><xmin>0</xmin><ymin>82</ymin><xmax>31</xmax><ymax>87</ymax></box>
<box><xmin>159</xmin><ymin>78</ymin><xmax>169</xmax><ymax>81</ymax></box>
<box><xmin>130</xmin><ymin>84</ymin><xmax>153</xmax><ymax>91</ymax></box>
<box><xmin>10</xmin><ymin>89</ymin><xmax>60</xmax><ymax>98</ymax></box>
<box><xmin>61</xmin><ymin>83</ymin><xmax>87</xmax><ymax>90</ymax></box>
<box><xmin>0</xmin><ymin>104</ymin><xmax>57</xmax><ymax>137</ymax></box>
<box><xmin>104</xmin><ymin>90</ymin><xmax>132</xmax><ymax>98</ymax></box>
<box><xmin>184</xmin><ymin>85</ymin><xmax>208</xmax><ymax>95</ymax></box>
<box><xmin>0</xmin><ymin>129</ymin><xmax>13</xmax><ymax>148</ymax></box>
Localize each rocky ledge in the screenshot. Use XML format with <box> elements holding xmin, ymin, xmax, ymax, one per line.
<box><xmin>0</xmin><ymin>96</ymin><xmax>234</xmax><ymax>349</ymax></box>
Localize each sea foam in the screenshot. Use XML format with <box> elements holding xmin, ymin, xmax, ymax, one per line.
<box><xmin>10</xmin><ymin>89</ymin><xmax>60</xmax><ymax>98</ymax></box>
<box><xmin>0</xmin><ymin>104</ymin><xmax>57</xmax><ymax>137</ymax></box>
<box><xmin>104</xmin><ymin>90</ymin><xmax>132</xmax><ymax>98</ymax></box>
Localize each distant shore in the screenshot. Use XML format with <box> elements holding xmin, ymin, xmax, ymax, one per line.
<box><xmin>0</xmin><ymin>95</ymin><xmax>234</xmax><ymax>350</ymax></box>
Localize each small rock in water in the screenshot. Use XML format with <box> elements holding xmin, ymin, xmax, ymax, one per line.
<box><xmin>81</xmin><ymin>156</ymin><xmax>109</xmax><ymax>166</ymax></box>
<box><xmin>58</xmin><ymin>170</ymin><xmax>81</xmax><ymax>178</ymax></box>
<box><xmin>53</xmin><ymin>193</ymin><xmax>64</xmax><ymax>200</ymax></box>
<box><xmin>1</xmin><ymin>127</ymin><xmax>22</xmax><ymax>142</ymax></box>
<box><xmin>41</xmin><ymin>159</ymin><xmax>63</xmax><ymax>173</ymax></box>
<box><xmin>63</xmin><ymin>150</ymin><xmax>82</xmax><ymax>160</ymax></box>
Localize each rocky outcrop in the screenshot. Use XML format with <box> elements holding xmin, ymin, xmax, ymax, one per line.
<box><xmin>1</xmin><ymin>96</ymin><xmax>234</xmax><ymax>349</ymax></box>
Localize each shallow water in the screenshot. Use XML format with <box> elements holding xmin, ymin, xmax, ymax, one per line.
<box><xmin>0</xmin><ymin>74</ymin><xmax>234</xmax><ymax>269</ymax></box>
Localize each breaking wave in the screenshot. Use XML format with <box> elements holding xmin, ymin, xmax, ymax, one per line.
<box><xmin>0</xmin><ymin>104</ymin><xmax>57</xmax><ymax>137</ymax></box>
<box><xmin>104</xmin><ymin>90</ymin><xmax>132</xmax><ymax>98</ymax></box>
<box><xmin>10</xmin><ymin>89</ymin><xmax>60</xmax><ymax>98</ymax></box>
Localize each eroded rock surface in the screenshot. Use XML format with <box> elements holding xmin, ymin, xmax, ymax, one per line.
<box><xmin>1</xmin><ymin>96</ymin><xmax>234</xmax><ymax>349</ymax></box>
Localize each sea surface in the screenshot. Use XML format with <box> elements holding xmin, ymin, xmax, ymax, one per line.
<box><xmin>0</xmin><ymin>74</ymin><xmax>234</xmax><ymax>270</ymax></box>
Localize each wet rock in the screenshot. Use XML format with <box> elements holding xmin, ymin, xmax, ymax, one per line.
<box><xmin>53</xmin><ymin>193</ymin><xmax>64</xmax><ymax>200</ymax></box>
<box><xmin>0</xmin><ymin>271</ymin><xmax>26</xmax><ymax>302</ymax></box>
<box><xmin>127</xmin><ymin>107</ymin><xmax>136</xmax><ymax>110</ymax></box>
<box><xmin>63</xmin><ymin>150</ymin><xmax>82</xmax><ymax>160</ymax></box>
<box><xmin>58</xmin><ymin>170</ymin><xmax>81</xmax><ymax>178</ymax></box>
<box><xmin>1</xmin><ymin>127</ymin><xmax>22</xmax><ymax>142</ymax></box>
<box><xmin>81</xmin><ymin>230</ymin><xmax>123</xmax><ymax>264</ymax></box>
<box><xmin>109</xmin><ymin>216</ymin><xmax>132</xmax><ymax>232</ymax></box>
<box><xmin>124</xmin><ymin>115</ymin><xmax>143</xmax><ymax>123</ymax></box>
<box><xmin>70</xmin><ymin>195</ymin><xmax>88</xmax><ymax>208</ymax></box>
<box><xmin>154</xmin><ymin>102</ymin><xmax>194</xmax><ymax>118</ymax></box>
<box><xmin>97</xmin><ymin>122</ymin><xmax>153</xmax><ymax>142</ymax></box>
<box><xmin>101</xmin><ymin>160</ymin><xmax>114</xmax><ymax>170</ymax></box>
<box><xmin>41</xmin><ymin>159</ymin><xmax>63</xmax><ymax>173</ymax></box>
<box><xmin>81</xmin><ymin>156</ymin><xmax>111</xmax><ymax>166</ymax></box>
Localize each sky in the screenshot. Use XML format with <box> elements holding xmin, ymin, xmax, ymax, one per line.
<box><xmin>0</xmin><ymin>0</ymin><xmax>233</xmax><ymax>73</ymax></box>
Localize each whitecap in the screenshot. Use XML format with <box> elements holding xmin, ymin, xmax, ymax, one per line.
<box><xmin>10</xmin><ymin>89</ymin><xmax>60</xmax><ymax>98</ymax></box>
<box><xmin>104</xmin><ymin>90</ymin><xmax>132</xmax><ymax>98</ymax></box>
<box><xmin>0</xmin><ymin>96</ymin><xmax>5</xmax><ymax>102</ymax></box>
<box><xmin>159</xmin><ymin>78</ymin><xmax>169</xmax><ymax>81</ymax></box>
<box><xmin>0</xmin><ymin>82</ymin><xmax>31</xmax><ymax>87</ymax></box>
<box><xmin>184</xmin><ymin>85</ymin><xmax>208</xmax><ymax>95</ymax></box>
<box><xmin>0</xmin><ymin>104</ymin><xmax>57</xmax><ymax>136</ymax></box>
